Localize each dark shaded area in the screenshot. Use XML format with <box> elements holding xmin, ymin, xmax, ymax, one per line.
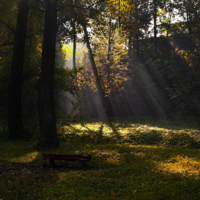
<box><xmin>36</xmin><ymin>0</ymin><xmax>59</xmax><ymax>147</ymax></box>
<box><xmin>1</xmin><ymin>140</ymin><xmax>200</xmax><ymax>199</ymax></box>
<box><xmin>0</xmin><ymin>161</ymin><xmax>89</xmax><ymax>175</ymax></box>
<box><xmin>8</xmin><ymin>0</ymin><xmax>29</xmax><ymax>139</ymax></box>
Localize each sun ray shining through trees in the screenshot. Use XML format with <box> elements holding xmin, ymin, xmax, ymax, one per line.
<box><xmin>1</xmin><ymin>0</ymin><xmax>200</xmax><ymax>199</ymax></box>
<box><xmin>0</xmin><ymin>0</ymin><xmax>200</xmax><ymax>151</ymax></box>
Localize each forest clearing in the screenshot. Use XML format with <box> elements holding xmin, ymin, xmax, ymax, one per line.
<box><xmin>1</xmin><ymin>117</ymin><xmax>200</xmax><ymax>199</ymax></box>
<box><xmin>1</xmin><ymin>0</ymin><xmax>200</xmax><ymax>199</ymax></box>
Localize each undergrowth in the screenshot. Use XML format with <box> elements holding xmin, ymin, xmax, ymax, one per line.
<box><xmin>57</xmin><ymin>117</ymin><xmax>200</xmax><ymax>148</ymax></box>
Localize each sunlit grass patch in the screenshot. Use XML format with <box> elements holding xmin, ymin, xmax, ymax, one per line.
<box><xmin>59</xmin><ymin>118</ymin><xmax>200</xmax><ymax>147</ymax></box>
<box><xmin>157</xmin><ymin>155</ymin><xmax>200</xmax><ymax>177</ymax></box>
<box><xmin>0</xmin><ymin>141</ymin><xmax>36</xmax><ymax>163</ymax></box>
<box><xmin>10</xmin><ymin>152</ymin><xmax>38</xmax><ymax>163</ymax></box>
<box><xmin>71</xmin><ymin>122</ymin><xmax>113</xmax><ymax>135</ymax></box>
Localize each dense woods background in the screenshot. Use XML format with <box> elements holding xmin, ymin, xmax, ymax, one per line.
<box><xmin>0</xmin><ymin>0</ymin><xmax>200</xmax><ymax>147</ymax></box>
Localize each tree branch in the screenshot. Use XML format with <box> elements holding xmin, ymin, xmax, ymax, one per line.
<box><xmin>0</xmin><ymin>20</ymin><xmax>16</xmax><ymax>34</ymax></box>
<box><xmin>0</xmin><ymin>42</ymin><xmax>14</xmax><ymax>48</ymax></box>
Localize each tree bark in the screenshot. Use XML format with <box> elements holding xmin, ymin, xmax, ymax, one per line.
<box><xmin>107</xmin><ymin>15</ymin><xmax>112</xmax><ymax>61</ymax></box>
<box><xmin>8</xmin><ymin>0</ymin><xmax>29</xmax><ymax>139</ymax></box>
<box><xmin>36</xmin><ymin>0</ymin><xmax>59</xmax><ymax>147</ymax></box>
<box><xmin>72</xmin><ymin>21</ymin><xmax>77</xmax><ymax>86</ymax></box>
<box><xmin>106</xmin><ymin>15</ymin><xmax>114</xmax><ymax>117</ymax></box>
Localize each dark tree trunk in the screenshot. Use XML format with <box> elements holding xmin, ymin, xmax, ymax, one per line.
<box><xmin>136</xmin><ymin>32</ymin><xmax>139</xmax><ymax>54</ymax></box>
<box><xmin>135</xmin><ymin>4</ymin><xmax>139</xmax><ymax>55</ymax></box>
<box><xmin>107</xmin><ymin>15</ymin><xmax>112</xmax><ymax>61</ymax></box>
<box><xmin>36</xmin><ymin>0</ymin><xmax>59</xmax><ymax>147</ymax></box>
<box><xmin>8</xmin><ymin>0</ymin><xmax>29</xmax><ymax>139</ymax></box>
<box><xmin>188</xmin><ymin>13</ymin><xmax>192</xmax><ymax>38</ymax></box>
<box><xmin>107</xmin><ymin>15</ymin><xmax>112</xmax><ymax>87</ymax></box>
<box><xmin>128</xmin><ymin>34</ymin><xmax>132</xmax><ymax>57</ymax></box>
<box><xmin>83</xmin><ymin>23</ymin><xmax>107</xmax><ymax>118</ymax></box>
<box><xmin>106</xmin><ymin>15</ymin><xmax>114</xmax><ymax>117</ymax></box>
<box><xmin>72</xmin><ymin>21</ymin><xmax>77</xmax><ymax>86</ymax></box>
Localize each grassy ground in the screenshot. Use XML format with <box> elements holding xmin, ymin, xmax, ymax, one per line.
<box><xmin>0</xmin><ymin>117</ymin><xmax>200</xmax><ymax>200</ymax></box>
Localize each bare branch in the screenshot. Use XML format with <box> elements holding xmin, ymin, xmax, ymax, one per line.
<box><xmin>0</xmin><ymin>42</ymin><xmax>14</xmax><ymax>48</ymax></box>
<box><xmin>0</xmin><ymin>20</ymin><xmax>16</xmax><ymax>34</ymax></box>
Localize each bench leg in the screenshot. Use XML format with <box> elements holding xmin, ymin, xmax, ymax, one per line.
<box><xmin>47</xmin><ymin>158</ymin><xmax>54</xmax><ymax>167</ymax></box>
<box><xmin>79</xmin><ymin>160</ymin><xmax>86</xmax><ymax>169</ymax></box>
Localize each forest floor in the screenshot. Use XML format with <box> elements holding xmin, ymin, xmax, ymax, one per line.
<box><xmin>0</xmin><ymin>116</ymin><xmax>200</xmax><ymax>199</ymax></box>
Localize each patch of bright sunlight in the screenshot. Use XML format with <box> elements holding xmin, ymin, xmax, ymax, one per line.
<box><xmin>71</xmin><ymin>124</ymin><xmax>88</xmax><ymax>131</ymax></box>
<box><xmin>118</xmin><ymin>124</ymin><xmax>200</xmax><ymax>135</ymax></box>
<box><xmin>156</xmin><ymin>155</ymin><xmax>200</xmax><ymax>177</ymax></box>
<box><xmin>72</xmin><ymin>123</ymin><xmax>113</xmax><ymax>135</ymax></box>
<box><xmin>102</xmin><ymin>127</ymin><xmax>113</xmax><ymax>135</ymax></box>
<box><xmin>118</xmin><ymin>128</ymin><xmax>130</xmax><ymax>135</ymax></box>
<box><xmin>10</xmin><ymin>152</ymin><xmax>38</xmax><ymax>163</ymax></box>
<box><xmin>68</xmin><ymin>122</ymin><xmax>200</xmax><ymax>139</ymax></box>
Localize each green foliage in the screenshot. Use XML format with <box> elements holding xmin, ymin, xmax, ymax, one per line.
<box><xmin>54</xmin><ymin>67</ymin><xmax>76</xmax><ymax>93</ymax></box>
<box><xmin>92</xmin><ymin>30</ymin><xmax>129</xmax><ymax>95</ymax></box>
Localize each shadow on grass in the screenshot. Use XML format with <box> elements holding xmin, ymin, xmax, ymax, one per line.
<box><xmin>116</xmin><ymin>116</ymin><xmax>200</xmax><ymax>130</ymax></box>
<box><xmin>1</xmin><ymin>141</ymin><xmax>200</xmax><ymax>200</ymax></box>
<box><xmin>1</xmin><ymin>117</ymin><xmax>200</xmax><ymax>199</ymax></box>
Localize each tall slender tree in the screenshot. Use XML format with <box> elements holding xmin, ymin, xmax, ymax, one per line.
<box><xmin>83</xmin><ymin>22</ymin><xmax>107</xmax><ymax>118</ymax></box>
<box><xmin>8</xmin><ymin>0</ymin><xmax>29</xmax><ymax>139</ymax></box>
<box><xmin>153</xmin><ymin>0</ymin><xmax>157</xmax><ymax>53</ymax></box>
<box><xmin>72</xmin><ymin>20</ymin><xmax>77</xmax><ymax>86</ymax></box>
<box><xmin>36</xmin><ymin>0</ymin><xmax>59</xmax><ymax>147</ymax></box>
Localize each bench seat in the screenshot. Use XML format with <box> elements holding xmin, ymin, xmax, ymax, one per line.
<box><xmin>42</xmin><ymin>153</ymin><xmax>92</xmax><ymax>169</ymax></box>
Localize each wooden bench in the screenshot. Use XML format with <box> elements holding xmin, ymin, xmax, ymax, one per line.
<box><xmin>42</xmin><ymin>153</ymin><xmax>92</xmax><ymax>169</ymax></box>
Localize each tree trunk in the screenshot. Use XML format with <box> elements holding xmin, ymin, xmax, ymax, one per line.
<box><xmin>106</xmin><ymin>15</ymin><xmax>114</xmax><ymax>117</ymax></box>
<box><xmin>107</xmin><ymin>15</ymin><xmax>112</xmax><ymax>61</ymax></box>
<box><xmin>72</xmin><ymin>21</ymin><xmax>77</xmax><ymax>86</ymax></box>
<box><xmin>128</xmin><ymin>34</ymin><xmax>132</xmax><ymax>57</ymax></box>
<box><xmin>83</xmin><ymin>23</ymin><xmax>107</xmax><ymax>118</ymax></box>
<box><xmin>8</xmin><ymin>0</ymin><xmax>29</xmax><ymax>139</ymax></box>
<box><xmin>135</xmin><ymin>3</ymin><xmax>139</xmax><ymax>55</ymax></box>
<box><xmin>36</xmin><ymin>0</ymin><xmax>59</xmax><ymax>147</ymax></box>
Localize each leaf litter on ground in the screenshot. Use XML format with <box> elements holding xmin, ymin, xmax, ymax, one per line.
<box><xmin>1</xmin><ymin>117</ymin><xmax>200</xmax><ymax>199</ymax></box>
